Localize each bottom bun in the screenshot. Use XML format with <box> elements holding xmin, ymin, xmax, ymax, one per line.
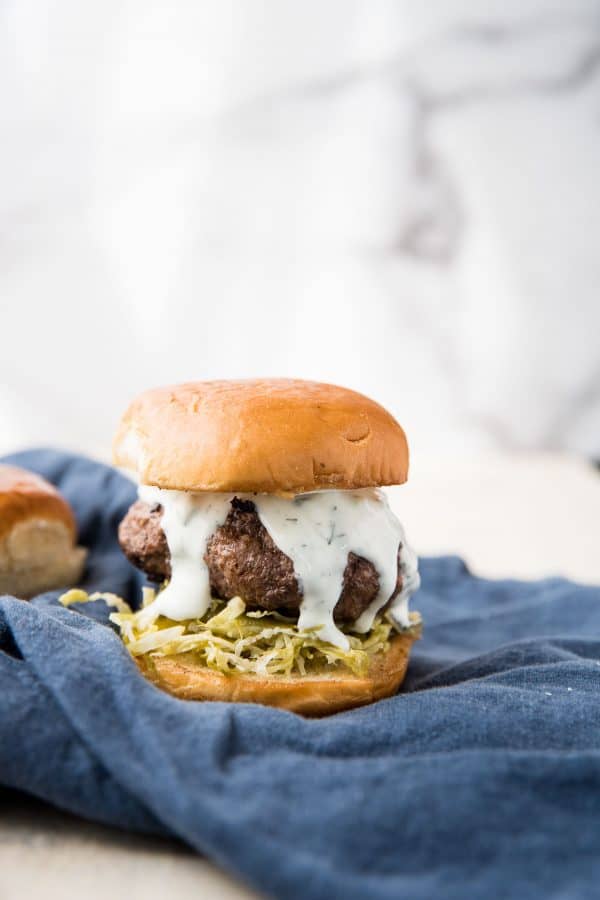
<box><xmin>136</xmin><ymin>628</ymin><xmax>420</xmax><ymax>716</ymax></box>
<box><xmin>0</xmin><ymin>518</ymin><xmax>87</xmax><ymax>600</ymax></box>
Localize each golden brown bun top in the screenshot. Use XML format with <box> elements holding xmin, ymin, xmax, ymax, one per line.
<box><xmin>0</xmin><ymin>464</ymin><xmax>77</xmax><ymax>541</ymax></box>
<box><xmin>113</xmin><ymin>379</ymin><xmax>409</xmax><ymax>494</ymax></box>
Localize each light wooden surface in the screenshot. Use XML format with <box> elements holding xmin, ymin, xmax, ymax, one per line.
<box><xmin>0</xmin><ymin>789</ymin><xmax>260</xmax><ymax>900</ymax></box>
<box><xmin>2</xmin><ymin>452</ymin><xmax>599</xmax><ymax>900</ymax></box>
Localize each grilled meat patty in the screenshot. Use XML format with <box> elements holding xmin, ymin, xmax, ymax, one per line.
<box><xmin>118</xmin><ymin>497</ymin><xmax>402</xmax><ymax>623</ymax></box>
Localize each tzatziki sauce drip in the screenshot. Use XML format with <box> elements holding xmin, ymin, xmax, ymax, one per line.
<box><xmin>251</xmin><ymin>489</ymin><xmax>416</xmax><ymax>649</ymax></box>
<box><xmin>137</xmin><ymin>485</ymin><xmax>420</xmax><ymax>650</ymax></box>
<box><xmin>138</xmin><ymin>485</ymin><xmax>232</xmax><ymax>622</ymax></box>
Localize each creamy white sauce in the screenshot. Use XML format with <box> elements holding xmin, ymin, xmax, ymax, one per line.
<box><xmin>138</xmin><ymin>485</ymin><xmax>232</xmax><ymax>622</ymax></box>
<box><xmin>138</xmin><ymin>485</ymin><xmax>420</xmax><ymax>650</ymax></box>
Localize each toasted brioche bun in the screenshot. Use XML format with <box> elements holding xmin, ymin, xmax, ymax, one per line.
<box><xmin>113</xmin><ymin>379</ymin><xmax>408</xmax><ymax>494</ymax></box>
<box><xmin>136</xmin><ymin>628</ymin><xmax>420</xmax><ymax>716</ymax></box>
<box><xmin>0</xmin><ymin>465</ymin><xmax>87</xmax><ymax>599</ymax></box>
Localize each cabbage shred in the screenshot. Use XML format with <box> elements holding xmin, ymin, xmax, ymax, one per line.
<box><xmin>60</xmin><ymin>588</ymin><xmax>420</xmax><ymax>678</ymax></box>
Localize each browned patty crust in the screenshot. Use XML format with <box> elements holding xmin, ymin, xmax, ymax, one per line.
<box><xmin>118</xmin><ymin>498</ymin><xmax>402</xmax><ymax>623</ymax></box>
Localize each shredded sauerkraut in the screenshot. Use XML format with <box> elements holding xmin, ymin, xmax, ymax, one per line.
<box><xmin>59</xmin><ymin>587</ymin><xmax>421</xmax><ymax>678</ymax></box>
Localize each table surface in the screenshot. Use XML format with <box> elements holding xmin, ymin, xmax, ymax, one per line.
<box><xmin>3</xmin><ymin>451</ymin><xmax>599</xmax><ymax>900</ymax></box>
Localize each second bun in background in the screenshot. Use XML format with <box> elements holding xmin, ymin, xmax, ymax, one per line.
<box><xmin>0</xmin><ymin>465</ymin><xmax>87</xmax><ymax>599</ymax></box>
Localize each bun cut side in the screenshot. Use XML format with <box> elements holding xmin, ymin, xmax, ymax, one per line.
<box><xmin>136</xmin><ymin>630</ymin><xmax>419</xmax><ymax>716</ymax></box>
<box><xmin>113</xmin><ymin>379</ymin><xmax>409</xmax><ymax>494</ymax></box>
<box><xmin>0</xmin><ymin>465</ymin><xmax>87</xmax><ymax>599</ymax></box>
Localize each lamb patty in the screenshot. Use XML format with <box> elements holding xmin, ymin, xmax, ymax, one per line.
<box><xmin>118</xmin><ymin>498</ymin><xmax>402</xmax><ymax>623</ymax></box>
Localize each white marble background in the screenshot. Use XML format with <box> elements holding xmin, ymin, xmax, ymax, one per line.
<box><xmin>1</xmin><ymin>0</ymin><xmax>599</xmax><ymax>461</ymax></box>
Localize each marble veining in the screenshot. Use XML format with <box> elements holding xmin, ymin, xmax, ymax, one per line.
<box><xmin>0</xmin><ymin>2</ymin><xmax>599</xmax><ymax>459</ymax></box>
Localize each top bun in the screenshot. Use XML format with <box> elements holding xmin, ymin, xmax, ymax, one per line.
<box><xmin>113</xmin><ymin>379</ymin><xmax>409</xmax><ymax>494</ymax></box>
<box><xmin>0</xmin><ymin>465</ymin><xmax>77</xmax><ymax>541</ymax></box>
<box><xmin>0</xmin><ymin>464</ymin><xmax>87</xmax><ymax>599</ymax></box>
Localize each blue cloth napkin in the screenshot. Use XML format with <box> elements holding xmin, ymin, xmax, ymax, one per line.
<box><xmin>2</xmin><ymin>449</ymin><xmax>600</xmax><ymax>900</ymax></box>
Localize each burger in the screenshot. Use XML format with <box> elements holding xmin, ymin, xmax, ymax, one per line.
<box><xmin>109</xmin><ymin>379</ymin><xmax>421</xmax><ymax>715</ymax></box>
